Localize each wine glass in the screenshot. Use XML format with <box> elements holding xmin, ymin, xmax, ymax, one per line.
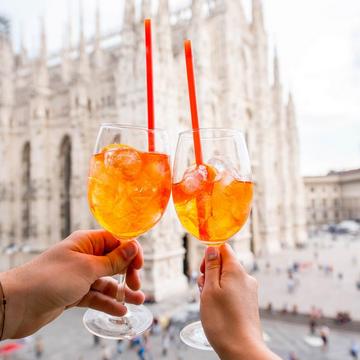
<box><xmin>83</xmin><ymin>124</ymin><xmax>171</xmax><ymax>339</ymax></box>
<box><xmin>172</xmin><ymin>128</ymin><xmax>253</xmax><ymax>350</ymax></box>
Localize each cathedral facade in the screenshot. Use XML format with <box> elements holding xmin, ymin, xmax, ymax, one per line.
<box><xmin>0</xmin><ymin>0</ymin><xmax>307</xmax><ymax>300</ymax></box>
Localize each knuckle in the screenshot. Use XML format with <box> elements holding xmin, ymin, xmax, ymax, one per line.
<box><xmin>206</xmin><ymin>263</ymin><xmax>220</xmax><ymax>271</ymax></box>
<box><xmin>71</xmin><ymin>229</ymin><xmax>87</xmax><ymax>240</ymax></box>
<box><xmin>247</xmin><ymin>275</ymin><xmax>258</xmax><ymax>289</ymax></box>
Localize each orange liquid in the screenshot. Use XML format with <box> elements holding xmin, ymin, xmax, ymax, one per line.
<box><xmin>88</xmin><ymin>144</ymin><xmax>171</xmax><ymax>239</ymax></box>
<box><xmin>172</xmin><ymin>164</ymin><xmax>253</xmax><ymax>245</ymax></box>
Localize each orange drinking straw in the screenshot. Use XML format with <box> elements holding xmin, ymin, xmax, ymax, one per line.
<box><xmin>145</xmin><ymin>19</ymin><xmax>155</xmax><ymax>152</ymax></box>
<box><xmin>184</xmin><ymin>40</ymin><xmax>208</xmax><ymax>240</ymax></box>
<box><xmin>184</xmin><ymin>40</ymin><xmax>203</xmax><ymax>165</ymax></box>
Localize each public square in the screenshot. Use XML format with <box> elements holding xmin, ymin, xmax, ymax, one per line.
<box><xmin>255</xmin><ymin>232</ymin><xmax>360</xmax><ymax>320</ymax></box>
<box><xmin>2</xmin><ymin>233</ymin><xmax>359</xmax><ymax>360</ymax></box>
<box><xmin>4</xmin><ymin>305</ymin><xmax>360</xmax><ymax>360</ymax></box>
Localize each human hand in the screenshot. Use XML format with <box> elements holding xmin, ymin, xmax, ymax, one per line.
<box><xmin>198</xmin><ymin>244</ymin><xmax>280</xmax><ymax>360</ymax></box>
<box><xmin>0</xmin><ymin>230</ymin><xmax>145</xmax><ymax>339</ymax></box>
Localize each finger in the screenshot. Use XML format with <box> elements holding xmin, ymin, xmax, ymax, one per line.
<box><xmin>79</xmin><ymin>290</ymin><xmax>128</xmax><ymax>316</ymax></box>
<box><xmin>200</xmin><ymin>257</ymin><xmax>205</xmax><ymax>274</ymax></box>
<box><xmin>94</xmin><ymin>241</ymin><xmax>139</xmax><ymax>277</ymax></box>
<box><xmin>126</xmin><ymin>266</ymin><xmax>141</xmax><ymax>291</ymax></box>
<box><xmin>90</xmin><ymin>278</ymin><xmax>144</xmax><ymax>305</ymax></box>
<box><xmin>125</xmin><ymin>288</ymin><xmax>145</xmax><ymax>305</ymax></box>
<box><xmin>204</xmin><ymin>247</ymin><xmax>221</xmax><ymax>289</ymax></box>
<box><xmin>131</xmin><ymin>241</ymin><xmax>144</xmax><ymax>270</ymax></box>
<box><xmin>197</xmin><ymin>274</ymin><xmax>205</xmax><ymax>293</ymax></box>
<box><xmin>220</xmin><ymin>243</ymin><xmax>246</xmax><ymax>274</ymax></box>
<box><xmin>91</xmin><ymin>277</ymin><xmax>118</xmax><ymax>298</ymax></box>
<box><xmin>66</xmin><ymin>230</ymin><xmax>121</xmax><ymax>255</ymax></box>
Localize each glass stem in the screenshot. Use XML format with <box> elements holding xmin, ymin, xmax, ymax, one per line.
<box><xmin>116</xmin><ymin>272</ymin><xmax>127</xmax><ymax>306</ymax></box>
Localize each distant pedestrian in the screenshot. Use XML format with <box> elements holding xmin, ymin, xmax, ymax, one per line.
<box><xmin>252</xmin><ymin>261</ymin><xmax>259</xmax><ymax>273</ymax></box>
<box><xmin>130</xmin><ymin>337</ymin><xmax>142</xmax><ymax>348</ymax></box>
<box><xmin>320</xmin><ymin>326</ymin><xmax>330</xmax><ymax>351</ymax></box>
<box><xmin>350</xmin><ymin>341</ymin><xmax>359</xmax><ymax>359</ymax></box>
<box><xmin>101</xmin><ymin>344</ymin><xmax>112</xmax><ymax>360</ymax></box>
<box><xmin>34</xmin><ymin>336</ymin><xmax>44</xmax><ymax>359</ymax></box>
<box><xmin>137</xmin><ymin>344</ymin><xmax>146</xmax><ymax>360</ymax></box>
<box><xmin>281</xmin><ymin>303</ymin><xmax>288</xmax><ymax>314</ymax></box>
<box><xmin>266</xmin><ymin>302</ymin><xmax>273</xmax><ymax>313</ymax></box>
<box><xmin>93</xmin><ymin>334</ymin><xmax>100</xmax><ymax>346</ymax></box>
<box><xmin>292</xmin><ymin>304</ymin><xmax>298</xmax><ymax>315</ymax></box>
<box><xmin>287</xmin><ymin>274</ymin><xmax>295</xmax><ymax>294</ymax></box>
<box><xmin>116</xmin><ymin>340</ymin><xmax>124</xmax><ymax>354</ymax></box>
<box><xmin>161</xmin><ymin>332</ymin><xmax>170</xmax><ymax>356</ymax></box>
<box><xmin>265</xmin><ymin>261</ymin><xmax>271</xmax><ymax>271</ymax></box>
<box><xmin>309</xmin><ymin>317</ymin><xmax>317</xmax><ymax>335</ymax></box>
<box><xmin>143</xmin><ymin>331</ymin><xmax>154</xmax><ymax>360</ymax></box>
<box><xmin>288</xmin><ymin>352</ymin><xmax>299</xmax><ymax>360</ymax></box>
<box><xmin>151</xmin><ymin>317</ymin><xmax>161</xmax><ymax>335</ymax></box>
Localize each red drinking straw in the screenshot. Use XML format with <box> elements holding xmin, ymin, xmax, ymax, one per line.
<box><xmin>184</xmin><ymin>40</ymin><xmax>203</xmax><ymax>165</ymax></box>
<box><xmin>184</xmin><ymin>40</ymin><xmax>208</xmax><ymax>240</ymax></box>
<box><xmin>145</xmin><ymin>19</ymin><xmax>155</xmax><ymax>152</ymax></box>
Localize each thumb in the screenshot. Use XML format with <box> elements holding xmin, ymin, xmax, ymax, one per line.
<box><xmin>95</xmin><ymin>241</ymin><xmax>139</xmax><ymax>277</ymax></box>
<box><xmin>204</xmin><ymin>247</ymin><xmax>221</xmax><ymax>289</ymax></box>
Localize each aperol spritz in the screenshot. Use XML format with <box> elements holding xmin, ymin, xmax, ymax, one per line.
<box><xmin>83</xmin><ymin>124</ymin><xmax>171</xmax><ymax>339</ymax></box>
<box><xmin>172</xmin><ymin>128</ymin><xmax>253</xmax><ymax>350</ymax></box>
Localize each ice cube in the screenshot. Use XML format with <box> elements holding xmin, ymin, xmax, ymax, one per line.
<box><xmin>104</xmin><ymin>146</ymin><xmax>142</xmax><ymax>179</ymax></box>
<box><xmin>208</xmin><ymin>157</ymin><xmax>234</xmax><ymax>181</ymax></box>
<box><xmin>182</xmin><ymin>165</ymin><xmax>207</xmax><ymax>194</ymax></box>
<box><xmin>208</xmin><ymin>157</ymin><xmax>231</xmax><ymax>172</ymax></box>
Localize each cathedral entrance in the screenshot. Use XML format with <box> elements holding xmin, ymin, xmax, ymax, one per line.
<box><xmin>21</xmin><ymin>142</ymin><xmax>31</xmax><ymax>240</ymax></box>
<box><xmin>59</xmin><ymin>136</ymin><xmax>72</xmax><ymax>238</ymax></box>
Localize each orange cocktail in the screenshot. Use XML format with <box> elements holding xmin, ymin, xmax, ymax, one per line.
<box><xmin>88</xmin><ymin>144</ymin><xmax>171</xmax><ymax>239</ymax></box>
<box><xmin>173</xmin><ymin>164</ymin><xmax>253</xmax><ymax>246</ymax></box>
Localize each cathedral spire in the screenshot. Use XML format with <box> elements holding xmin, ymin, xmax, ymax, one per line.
<box><xmin>287</xmin><ymin>92</ymin><xmax>295</xmax><ymax>116</ymax></box>
<box><xmin>79</xmin><ymin>0</ymin><xmax>85</xmax><ymax>55</ymax></box>
<box><xmin>191</xmin><ymin>0</ymin><xmax>203</xmax><ymax>20</ymax></box>
<box><xmin>77</xmin><ymin>0</ymin><xmax>90</xmax><ymax>79</ymax></box>
<box><xmin>61</xmin><ymin>23</ymin><xmax>71</xmax><ymax>83</ymax></box>
<box><xmin>19</xmin><ymin>25</ymin><xmax>28</xmax><ymax>65</ymax></box>
<box><xmin>93</xmin><ymin>0</ymin><xmax>103</xmax><ymax>67</ymax></box>
<box><xmin>123</xmin><ymin>0</ymin><xmax>135</xmax><ymax>31</ymax></box>
<box><xmin>252</xmin><ymin>0</ymin><xmax>265</xmax><ymax>31</ymax></box>
<box><xmin>273</xmin><ymin>47</ymin><xmax>280</xmax><ymax>88</ymax></box>
<box><xmin>95</xmin><ymin>0</ymin><xmax>101</xmax><ymax>45</ymax></box>
<box><xmin>34</xmin><ymin>17</ymin><xmax>49</xmax><ymax>89</ymax></box>
<box><xmin>141</xmin><ymin>0</ymin><xmax>152</xmax><ymax>20</ymax></box>
<box><xmin>157</xmin><ymin>0</ymin><xmax>170</xmax><ymax>25</ymax></box>
<box><xmin>67</xmin><ymin>1</ymin><xmax>73</xmax><ymax>49</ymax></box>
<box><xmin>39</xmin><ymin>16</ymin><xmax>47</xmax><ymax>64</ymax></box>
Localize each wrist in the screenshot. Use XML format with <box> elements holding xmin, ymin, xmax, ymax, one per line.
<box><xmin>0</xmin><ymin>269</ymin><xmax>26</xmax><ymax>339</ymax></box>
<box><xmin>217</xmin><ymin>339</ymin><xmax>280</xmax><ymax>360</ymax></box>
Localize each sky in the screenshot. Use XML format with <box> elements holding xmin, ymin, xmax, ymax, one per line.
<box><xmin>0</xmin><ymin>0</ymin><xmax>359</xmax><ymax>175</ymax></box>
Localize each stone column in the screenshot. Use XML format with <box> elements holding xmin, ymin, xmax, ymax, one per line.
<box><xmin>141</xmin><ymin>211</ymin><xmax>188</xmax><ymax>301</ymax></box>
<box><xmin>29</xmin><ymin>95</ymin><xmax>51</xmax><ymax>251</ymax></box>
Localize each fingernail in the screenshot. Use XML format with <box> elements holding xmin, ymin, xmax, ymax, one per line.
<box><xmin>121</xmin><ymin>242</ymin><xmax>137</xmax><ymax>260</ymax></box>
<box><xmin>207</xmin><ymin>247</ymin><xmax>218</xmax><ymax>261</ymax></box>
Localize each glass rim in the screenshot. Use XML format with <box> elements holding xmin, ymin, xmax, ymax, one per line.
<box><xmin>99</xmin><ymin>123</ymin><xmax>167</xmax><ymax>133</ymax></box>
<box><xmin>178</xmin><ymin>128</ymin><xmax>245</xmax><ymax>139</ymax></box>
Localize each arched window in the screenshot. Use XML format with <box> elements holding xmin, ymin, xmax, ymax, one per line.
<box><xmin>59</xmin><ymin>136</ymin><xmax>72</xmax><ymax>238</ymax></box>
<box><xmin>21</xmin><ymin>142</ymin><xmax>31</xmax><ymax>240</ymax></box>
